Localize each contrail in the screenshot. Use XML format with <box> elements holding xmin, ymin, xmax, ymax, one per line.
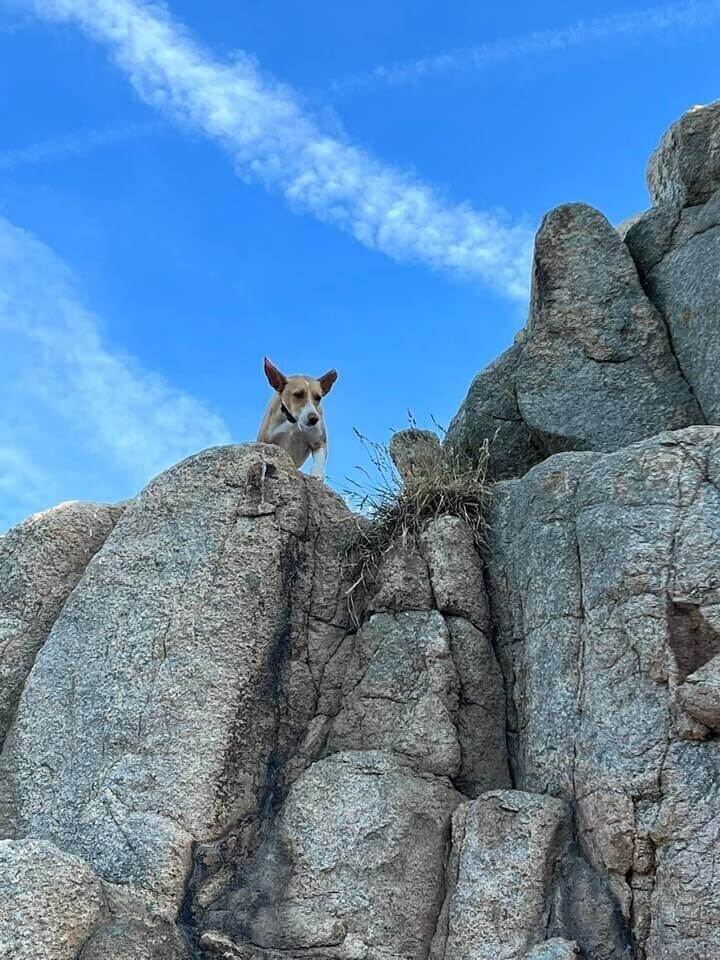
<box><xmin>21</xmin><ymin>0</ymin><xmax>533</xmax><ymax>299</ymax></box>
<box><xmin>0</xmin><ymin>120</ymin><xmax>161</xmax><ymax>172</ymax></box>
<box><xmin>332</xmin><ymin>0</ymin><xmax>720</xmax><ymax>94</ymax></box>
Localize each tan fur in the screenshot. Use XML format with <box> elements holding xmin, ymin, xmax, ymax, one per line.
<box><xmin>257</xmin><ymin>358</ymin><xmax>337</xmax><ymax>479</ymax></box>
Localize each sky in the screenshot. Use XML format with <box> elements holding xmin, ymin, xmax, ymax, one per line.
<box><xmin>1</xmin><ymin>0</ymin><xmax>719</xmax><ymax>530</ymax></box>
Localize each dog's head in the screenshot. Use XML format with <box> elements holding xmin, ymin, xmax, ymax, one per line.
<box><xmin>263</xmin><ymin>357</ymin><xmax>338</xmax><ymax>430</ymax></box>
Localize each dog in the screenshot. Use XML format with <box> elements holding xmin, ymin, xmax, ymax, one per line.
<box><xmin>257</xmin><ymin>357</ymin><xmax>338</xmax><ymax>481</ymax></box>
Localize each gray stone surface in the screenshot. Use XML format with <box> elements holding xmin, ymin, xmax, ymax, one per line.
<box><xmin>0</xmin><ymin>500</ymin><xmax>122</xmax><ymax>746</ymax></box>
<box><xmin>203</xmin><ymin>751</ymin><xmax>461</xmax><ymax>960</ymax></box>
<box><xmin>516</xmin><ymin>204</ymin><xmax>700</xmax><ymax>453</ymax></box>
<box><xmin>625</xmin><ymin>190</ymin><xmax>720</xmax><ymax>424</ymax></box>
<box><xmin>485</xmin><ymin>426</ymin><xmax>720</xmax><ymax>959</ymax></box>
<box><xmin>448</xmin><ymin>204</ymin><xmax>701</xmax><ymax>479</ymax></box>
<box><xmin>524</xmin><ymin>941</ymin><xmax>580</xmax><ymax>960</ymax></box>
<box><xmin>446</xmin><ymin>616</ymin><xmax>510</xmax><ymax>796</ymax></box>
<box><xmin>420</xmin><ymin>515</ymin><xmax>490</xmax><ymax>629</ymax></box>
<box><xmin>648</xmin><ymin>100</ymin><xmax>720</xmax><ymax>208</ymax></box>
<box><xmin>330</xmin><ymin>514</ymin><xmax>509</xmax><ymax>796</ymax></box>
<box><xmin>79</xmin><ymin>916</ymin><xmax>191</xmax><ymax>960</ymax></box>
<box><xmin>326</xmin><ymin>611</ymin><xmax>462</xmax><ymax>777</ymax></box>
<box><xmin>446</xmin><ymin>345</ymin><xmax>542</xmax><ymax>480</ymax></box>
<box><xmin>677</xmin><ymin>653</ymin><xmax>720</xmax><ymax>730</ymax></box>
<box><xmin>0</xmin><ymin>838</ymin><xmax>107</xmax><ymax>960</ymax></box>
<box><xmin>0</xmin><ymin>444</ymin><xmax>355</xmax><ymax>918</ymax></box>
<box><xmin>431</xmin><ymin>791</ymin><xmax>569</xmax><ymax>960</ymax></box>
<box><xmin>389</xmin><ymin>428</ymin><xmax>442</xmax><ymax>480</ymax></box>
<box><xmin>367</xmin><ymin>540</ymin><xmax>434</xmax><ymax>613</ymax></box>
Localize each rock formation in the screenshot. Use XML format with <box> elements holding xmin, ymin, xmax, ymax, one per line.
<box><xmin>3</xmin><ymin>100</ymin><xmax>720</xmax><ymax>960</ymax></box>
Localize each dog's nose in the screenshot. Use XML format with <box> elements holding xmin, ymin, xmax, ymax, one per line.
<box><xmin>307</xmin><ymin>413</ymin><xmax>319</xmax><ymax>426</ymax></box>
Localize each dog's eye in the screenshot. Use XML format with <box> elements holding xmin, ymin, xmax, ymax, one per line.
<box><xmin>294</xmin><ymin>390</ymin><xmax>304</xmax><ymax>399</ymax></box>
<box><xmin>313</xmin><ymin>394</ymin><xmax>322</xmax><ymax>403</ymax></box>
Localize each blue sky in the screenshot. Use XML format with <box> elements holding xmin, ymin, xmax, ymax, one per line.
<box><xmin>1</xmin><ymin>0</ymin><xmax>719</xmax><ymax>530</ymax></box>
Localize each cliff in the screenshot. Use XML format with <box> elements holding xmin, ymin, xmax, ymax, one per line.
<box><xmin>3</xmin><ymin>101</ymin><xmax>720</xmax><ymax>960</ymax></box>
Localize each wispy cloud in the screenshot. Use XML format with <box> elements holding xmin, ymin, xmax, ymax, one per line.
<box><xmin>0</xmin><ymin>214</ymin><xmax>230</xmax><ymax>531</ymax></box>
<box><xmin>0</xmin><ymin>120</ymin><xmax>162</xmax><ymax>173</ymax></box>
<box><xmin>0</xmin><ymin>447</ymin><xmax>53</xmax><ymax>529</ymax></box>
<box><xmin>21</xmin><ymin>0</ymin><xmax>532</xmax><ymax>299</ymax></box>
<box><xmin>332</xmin><ymin>0</ymin><xmax>720</xmax><ymax>93</ymax></box>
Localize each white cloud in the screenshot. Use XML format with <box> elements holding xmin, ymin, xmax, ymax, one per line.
<box><xmin>333</xmin><ymin>0</ymin><xmax>720</xmax><ymax>92</ymax></box>
<box><xmin>0</xmin><ymin>120</ymin><xmax>161</xmax><ymax>172</ymax></box>
<box><xmin>0</xmin><ymin>215</ymin><xmax>230</xmax><ymax>531</ymax></box>
<box><xmin>22</xmin><ymin>0</ymin><xmax>533</xmax><ymax>299</ymax></box>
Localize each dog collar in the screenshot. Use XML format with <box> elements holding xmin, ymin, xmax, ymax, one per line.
<box><xmin>280</xmin><ymin>401</ymin><xmax>297</xmax><ymax>425</ymax></box>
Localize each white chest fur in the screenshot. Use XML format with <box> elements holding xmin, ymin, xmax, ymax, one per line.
<box><xmin>265</xmin><ymin>418</ymin><xmax>326</xmax><ymax>476</ymax></box>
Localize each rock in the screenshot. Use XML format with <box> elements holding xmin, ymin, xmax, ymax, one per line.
<box><xmin>0</xmin><ymin>838</ymin><xmax>107</xmax><ymax>960</ymax></box>
<box><xmin>517</xmin><ymin>204</ymin><xmax>700</xmax><ymax>452</ymax></box>
<box><xmin>677</xmin><ymin>654</ymin><xmax>720</xmax><ymax>730</ymax></box>
<box><xmin>332</xmin><ymin>511</ymin><xmax>510</xmax><ymax>794</ymax></box>
<box><xmin>615</xmin><ymin>212</ymin><xmax>645</xmax><ymax>238</ymax></box>
<box><xmin>389</xmin><ymin>429</ymin><xmax>441</xmax><ymax>480</ymax></box>
<box><xmin>524</xmin><ymin>940</ymin><xmax>580</xmax><ymax>960</ymax></box>
<box><xmin>644</xmin><ymin>739</ymin><xmax>720</xmax><ymax>959</ymax></box>
<box><xmin>648</xmin><ymin>100</ymin><xmax>720</xmax><ymax>208</ymax></box>
<box><xmin>414</xmin><ymin>514</ymin><xmax>509</xmax><ymax>795</ymax></box>
<box><xmin>368</xmin><ymin>540</ymin><xmax>434</xmax><ymax>613</ymax></box>
<box><xmin>431</xmin><ymin>791</ymin><xmax>569</xmax><ymax>960</ymax></box>
<box><xmin>448</xmin><ymin>204</ymin><xmax>701</xmax><ymax>479</ymax></box>
<box><xmin>446</xmin><ymin>616</ymin><xmax>510</xmax><ymax>796</ymax></box>
<box><xmin>0</xmin><ymin>500</ymin><xmax>122</xmax><ymax>745</ymax></box>
<box><xmin>420</xmin><ymin>515</ymin><xmax>489</xmax><ymax>629</ymax></box>
<box><xmin>79</xmin><ymin>916</ymin><xmax>190</xmax><ymax>960</ymax></box>
<box><xmin>326</xmin><ymin>611</ymin><xmax>461</xmax><ymax>778</ymax></box>
<box><xmin>446</xmin><ymin>345</ymin><xmax>541</xmax><ymax>480</ymax></box>
<box><xmin>485</xmin><ymin>426</ymin><xmax>720</xmax><ymax>958</ymax></box>
<box><xmin>203</xmin><ymin>751</ymin><xmax>461</xmax><ymax>959</ymax></box>
<box><xmin>620</xmin><ymin>203</ymin><xmax>680</xmax><ymax>276</ymax></box>
<box><xmin>1</xmin><ymin>444</ymin><xmax>354</xmax><ymax>918</ymax></box>
<box><xmin>625</xmin><ymin>190</ymin><xmax>720</xmax><ymax>423</ymax></box>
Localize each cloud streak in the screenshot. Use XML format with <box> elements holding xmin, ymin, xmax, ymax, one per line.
<box><xmin>22</xmin><ymin>0</ymin><xmax>532</xmax><ymax>299</ymax></box>
<box><xmin>0</xmin><ymin>214</ymin><xmax>230</xmax><ymax>531</ymax></box>
<box><xmin>333</xmin><ymin>0</ymin><xmax>720</xmax><ymax>93</ymax></box>
<box><xmin>0</xmin><ymin>120</ymin><xmax>162</xmax><ymax>172</ymax></box>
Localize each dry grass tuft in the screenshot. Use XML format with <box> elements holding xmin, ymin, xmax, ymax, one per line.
<box><xmin>343</xmin><ymin>424</ymin><xmax>491</xmax><ymax>624</ymax></box>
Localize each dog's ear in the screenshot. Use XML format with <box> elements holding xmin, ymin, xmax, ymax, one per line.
<box><xmin>264</xmin><ymin>357</ymin><xmax>287</xmax><ymax>392</ymax></box>
<box><xmin>318</xmin><ymin>369</ymin><xmax>338</xmax><ymax>396</ymax></box>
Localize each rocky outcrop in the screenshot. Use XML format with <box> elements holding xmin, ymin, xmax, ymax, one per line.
<box><xmin>1</xmin><ymin>444</ymin><xmax>355</xmax><ymax>921</ymax></box>
<box><xmin>625</xmin><ymin>177</ymin><xmax>720</xmax><ymax>423</ymax></box>
<box><xmin>0</xmin><ymin>442</ymin><xmax>509</xmax><ymax>959</ymax></box>
<box><xmin>5</xmin><ymin>99</ymin><xmax>720</xmax><ymax>960</ymax></box>
<box><xmin>447</xmin><ymin>204</ymin><xmax>701</xmax><ymax>478</ymax></box>
<box><xmin>191</xmin><ymin>482</ymin><xmax>511</xmax><ymax>960</ymax></box>
<box><xmin>0</xmin><ymin>500</ymin><xmax>122</xmax><ymax>746</ymax></box>
<box><xmin>619</xmin><ymin>101</ymin><xmax>720</xmax><ymax>432</ymax></box>
<box><xmin>486</xmin><ymin>427</ymin><xmax>720</xmax><ymax>960</ymax></box>
<box><xmin>647</xmin><ymin>100</ymin><xmax>720</xmax><ymax>208</ymax></box>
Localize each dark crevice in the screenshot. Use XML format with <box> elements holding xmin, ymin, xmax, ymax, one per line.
<box><xmin>178</xmin><ymin>528</ymin><xmax>306</xmax><ymax>953</ymax></box>
<box><xmin>667</xmin><ymin>601</ymin><xmax>720</xmax><ymax>680</ymax></box>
